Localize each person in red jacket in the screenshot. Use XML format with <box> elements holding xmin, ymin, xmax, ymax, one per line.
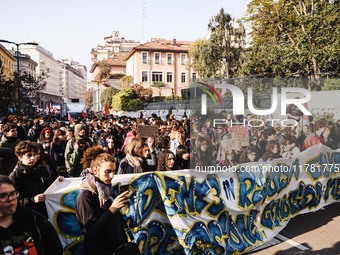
<box><xmin>302</xmin><ymin>119</ymin><xmax>326</xmax><ymax>150</ymax></box>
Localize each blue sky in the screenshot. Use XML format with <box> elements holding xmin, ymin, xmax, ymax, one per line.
<box><xmin>1</xmin><ymin>0</ymin><xmax>246</xmax><ymax>74</ymax></box>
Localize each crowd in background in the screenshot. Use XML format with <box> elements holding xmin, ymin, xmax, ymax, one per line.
<box><xmin>0</xmin><ymin>111</ymin><xmax>339</xmax><ymax>254</ymax></box>
<box><xmin>1</xmin><ymin>113</ymin><xmax>340</xmax><ymax>179</ymax></box>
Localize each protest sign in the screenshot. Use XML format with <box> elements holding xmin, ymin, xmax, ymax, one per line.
<box><xmin>221</xmin><ymin>139</ymin><xmax>241</xmax><ymax>153</ymax></box>
<box><xmin>228</xmin><ymin>125</ymin><xmax>249</xmax><ymax>147</ymax></box>
<box><xmin>136</xmin><ymin>125</ymin><xmax>159</xmax><ymax>138</ymax></box>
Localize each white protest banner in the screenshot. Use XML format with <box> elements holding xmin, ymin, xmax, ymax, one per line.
<box><xmin>45</xmin><ymin>144</ymin><xmax>340</xmax><ymax>255</ymax></box>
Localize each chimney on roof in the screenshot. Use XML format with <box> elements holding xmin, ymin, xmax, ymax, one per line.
<box><xmin>172</xmin><ymin>39</ymin><xmax>177</xmax><ymax>45</ymax></box>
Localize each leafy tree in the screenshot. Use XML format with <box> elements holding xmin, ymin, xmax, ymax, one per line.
<box><xmin>126</xmin><ymin>98</ymin><xmax>145</xmax><ymax>111</ymax></box>
<box><xmin>323</xmin><ymin>78</ymin><xmax>340</xmax><ymax>91</ymax></box>
<box><xmin>132</xmin><ymin>84</ymin><xmax>152</xmax><ymax>102</ymax></box>
<box><xmin>189</xmin><ymin>40</ymin><xmax>211</xmax><ymax>78</ymax></box>
<box><xmin>111</xmin><ymin>87</ymin><xmax>145</xmax><ymax>112</ymax></box>
<box><xmin>100</xmin><ymin>87</ymin><xmax>118</xmax><ymax>107</ymax></box>
<box><xmin>245</xmin><ymin>0</ymin><xmax>340</xmax><ymax>82</ymax></box>
<box><xmin>189</xmin><ymin>8</ymin><xmax>246</xmax><ymax>78</ymax></box>
<box><xmin>0</xmin><ymin>71</ymin><xmax>16</xmax><ymax>115</ymax></box>
<box><xmin>20</xmin><ymin>71</ymin><xmax>47</xmax><ymax>115</ymax></box>
<box><xmin>85</xmin><ymin>88</ymin><xmax>93</xmax><ymax>110</ymax></box>
<box><xmin>0</xmin><ymin>69</ymin><xmax>46</xmax><ymax>116</ymax></box>
<box><xmin>97</xmin><ymin>61</ymin><xmax>112</xmax><ymax>80</ymax></box>
<box><xmin>120</xmin><ymin>75</ymin><xmax>133</xmax><ymax>88</ymax></box>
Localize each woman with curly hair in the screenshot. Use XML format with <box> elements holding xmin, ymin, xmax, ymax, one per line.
<box><xmin>76</xmin><ymin>152</ymin><xmax>140</xmax><ymax>255</ymax></box>
<box><xmin>157</xmin><ymin>149</ymin><xmax>178</xmax><ymax>171</ymax></box>
<box><xmin>80</xmin><ymin>146</ymin><xmax>106</xmax><ymax>177</ymax></box>
<box><xmin>239</xmin><ymin>146</ymin><xmax>258</xmax><ymax>164</ymax></box>
<box><xmin>258</xmin><ymin>141</ymin><xmax>281</xmax><ymax>163</ymax></box>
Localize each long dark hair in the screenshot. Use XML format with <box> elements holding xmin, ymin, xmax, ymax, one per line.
<box><xmin>157</xmin><ymin>150</ymin><xmax>177</xmax><ymax>171</ymax></box>
<box><xmin>175</xmin><ymin>145</ymin><xmax>190</xmax><ymax>169</ymax></box>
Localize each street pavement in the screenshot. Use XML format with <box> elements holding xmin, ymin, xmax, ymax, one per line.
<box><xmin>248</xmin><ymin>202</ymin><xmax>340</xmax><ymax>255</ymax></box>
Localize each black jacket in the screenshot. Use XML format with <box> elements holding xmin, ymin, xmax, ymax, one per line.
<box><xmin>76</xmin><ymin>189</ymin><xmax>127</xmax><ymax>255</ymax></box>
<box><xmin>0</xmin><ymin>205</ymin><xmax>63</xmax><ymax>255</ymax></box>
<box><xmin>9</xmin><ymin>162</ymin><xmax>52</xmax><ymax>217</ymax></box>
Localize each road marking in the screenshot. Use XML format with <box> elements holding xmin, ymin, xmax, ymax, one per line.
<box><xmin>249</xmin><ymin>238</ymin><xmax>281</xmax><ymax>252</ymax></box>
<box><xmin>276</xmin><ymin>234</ymin><xmax>310</xmax><ymax>251</ymax></box>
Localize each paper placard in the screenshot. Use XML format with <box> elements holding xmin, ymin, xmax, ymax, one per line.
<box><xmin>228</xmin><ymin>125</ymin><xmax>249</xmax><ymax>147</ymax></box>
<box><xmin>137</xmin><ymin>125</ymin><xmax>159</xmax><ymax>138</ymax></box>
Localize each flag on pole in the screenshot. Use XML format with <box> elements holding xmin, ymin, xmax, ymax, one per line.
<box><xmin>104</xmin><ymin>103</ymin><xmax>110</xmax><ymax>116</ymax></box>
<box><xmin>81</xmin><ymin>110</ymin><xmax>87</xmax><ymax>118</ymax></box>
<box><xmin>68</xmin><ymin>112</ymin><xmax>75</xmax><ymax>125</ymax></box>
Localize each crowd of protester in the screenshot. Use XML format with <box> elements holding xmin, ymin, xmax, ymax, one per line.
<box><xmin>0</xmin><ymin>111</ymin><xmax>339</xmax><ymax>254</ymax></box>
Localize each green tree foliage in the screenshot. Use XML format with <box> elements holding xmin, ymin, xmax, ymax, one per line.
<box><xmin>0</xmin><ymin>72</ymin><xmax>16</xmax><ymax>115</ymax></box>
<box><xmin>100</xmin><ymin>87</ymin><xmax>118</xmax><ymax>107</ymax></box>
<box><xmin>245</xmin><ymin>0</ymin><xmax>340</xmax><ymax>81</ymax></box>
<box><xmin>97</xmin><ymin>61</ymin><xmax>112</xmax><ymax>80</ymax></box>
<box><xmin>132</xmin><ymin>84</ymin><xmax>153</xmax><ymax>102</ymax></box>
<box><xmin>323</xmin><ymin>78</ymin><xmax>340</xmax><ymax>90</ymax></box>
<box><xmin>111</xmin><ymin>87</ymin><xmax>145</xmax><ymax>112</ymax></box>
<box><xmin>120</xmin><ymin>75</ymin><xmax>133</xmax><ymax>88</ymax></box>
<box><xmin>189</xmin><ymin>40</ymin><xmax>211</xmax><ymax>78</ymax></box>
<box><xmin>189</xmin><ymin>8</ymin><xmax>246</xmax><ymax>78</ymax></box>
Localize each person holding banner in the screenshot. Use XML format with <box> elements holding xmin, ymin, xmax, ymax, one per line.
<box><xmin>75</xmin><ymin>153</ymin><xmax>140</xmax><ymax>255</ymax></box>
<box><xmin>9</xmin><ymin>141</ymin><xmax>53</xmax><ymax>218</ymax></box>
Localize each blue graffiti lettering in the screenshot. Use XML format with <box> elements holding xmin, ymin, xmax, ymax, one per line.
<box><xmin>324</xmin><ymin>178</ymin><xmax>340</xmax><ymax>201</ymax></box>
<box><xmin>223</xmin><ymin>178</ymin><xmax>235</xmax><ymax>200</ymax></box>
<box><xmin>261</xmin><ymin>182</ymin><xmax>322</xmax><ymax>229</ymax></box>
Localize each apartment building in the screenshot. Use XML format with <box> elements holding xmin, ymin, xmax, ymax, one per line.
<box><xmin>20</xmin><ymin>45</ymin><xmax>62</xmax><ymax>109</ymax></box>
<box><xmin>90</xmin><ymin>31</ymin><xmax>139</xmax><ymax>112</ymax></box>
<box><xmin>90</xmin><ymin>31</ymin><xmax>140</xmax><ymax>63</ymax></box>
<box><xmin>59</xmin><ymin>59</ymin><xmax>87</xmax><ymax>103</ymax></box>
<box><xmin>125</xmin><ymin>39</ymin><xmax>196</xmax><ymax>97</ymax></box>
<box><xmin>9</xmin><ymin>50</ymin><xmax>38</xmax><ymax>77</ymax></box>
<box><xmin>0</xmin><ymin>44</ymin><xmax>15</xmax><ymax>80</ymax></box>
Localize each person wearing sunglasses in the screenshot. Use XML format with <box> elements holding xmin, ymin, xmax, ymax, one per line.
<box><xmin>0</xmin><ymin>175</ymin><xmax>62</xmax><ymax>254</ymax></box>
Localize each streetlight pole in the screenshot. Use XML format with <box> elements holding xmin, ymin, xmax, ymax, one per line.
<box><xmin>0</xmin><ymin>39</ymin><xmax>38</xmax><ymax>115</ymax></box>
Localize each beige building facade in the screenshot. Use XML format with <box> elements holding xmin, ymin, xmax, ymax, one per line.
<box><xmin>125</xmin><ymin>39</ymin><xmax>196</xmax><ymax>97</ymax></box>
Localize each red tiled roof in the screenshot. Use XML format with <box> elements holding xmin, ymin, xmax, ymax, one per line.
<box><xmin>124</xmin><ymin>39</ymin><xmax>193</xmax><ymax>61</ymax></box>
<box><xmin>89</xmin><ymin>55</ymin><xmax>126</xmax><ymax>73</ymax></box>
